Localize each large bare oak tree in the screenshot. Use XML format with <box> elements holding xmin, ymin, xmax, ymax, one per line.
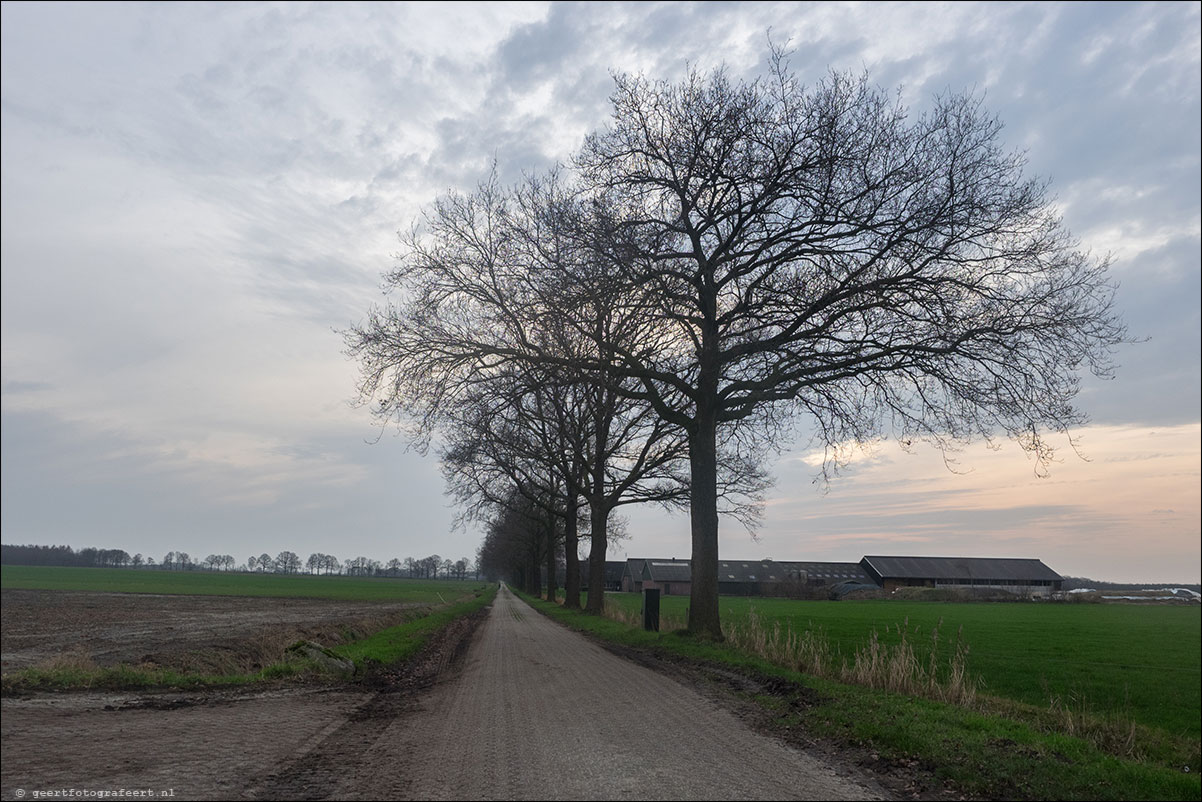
<box><xmin>573</xmin><ymin>59</ymin><xmax>1125</xmax><ymax>637</ymax></box>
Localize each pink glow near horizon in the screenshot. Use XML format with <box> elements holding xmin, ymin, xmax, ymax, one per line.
<box><xmin>620</xmin><ymin>424</ymin><xmax>1201</xmax><ymax>584</ymax></box>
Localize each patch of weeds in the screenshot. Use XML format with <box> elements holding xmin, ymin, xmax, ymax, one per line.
<box><xmin>335</xmin><ymin>587</ymin><xmax>496</xmax><ymax>668</ymax></box>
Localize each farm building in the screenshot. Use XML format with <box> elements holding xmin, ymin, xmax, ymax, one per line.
<box><xmin>622</xmin><ymin>558</ymin><xmax>692</xmax><ymax>595</ymax></box>
<box><xmin>616</xmin><ymin>555</ymin><xmax>1062</xmax><ymax>597</ymax></box>
<box><xmin>620</xmin><ymin>558</ymin><xmax>872</xmax><ymax>596</ymax></box>
<box><xmin>716</xmin><ymin>559</ymin><xmax>773</xmax><ymax>595</ymax></box>
<box><xmin>628</xmin><ymin>558</ymin><xmax>691</xmax><ymax>596</ymax></box>
<box><xmin>577</xmin><ymin>560</ymin><xmax>625</xmax><ymax>592</ymax></box>
<box><xmin>717</xmin><ymin>560</ymin><xmax>871</xmax><ymax>595</ymax></box>
<box><xmin>620</xmin><ymin>558</ymin><xmax>646</xmax><ymax>593</ymax></box>
<box><xmin>859</xmin><ymin>555</ymin><xmax>1063</xmax><ymax>596</ymax></box>
<box><xmin>774</xmin><ymin>561</ymin><xmax>873</xmax><ymax>586</ymax></box>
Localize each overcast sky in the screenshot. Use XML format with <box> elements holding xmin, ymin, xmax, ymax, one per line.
<box><xmin>2</xmin><ymin>2</ymin><xmax>1198</xmax><ymax>583</ymax></box>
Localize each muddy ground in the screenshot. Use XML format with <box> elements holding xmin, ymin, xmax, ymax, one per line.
<box><xmin>1</xmin><ymin>589</ymin><xmax>426</xmax><ymax>674</ymax></box>
<box><xmin>0</xmin><ymin>588</ymin><xmax>477</xmax><ymax>801</ymax></box>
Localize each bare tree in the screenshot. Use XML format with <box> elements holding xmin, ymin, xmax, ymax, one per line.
<box><xmin>572</xmin><ymin>56</ymin><xmax>1125</xmax><ymax>636</ymax></box>
<box><xmin>476</xmin><ymin>489</ymin><xmax>558</xmax><ymax>594</ymax></box>
<box><xmin>276</xmin><ymin>551</ymin><xmax>301</xmax><ymax>574</ymax></box>
<box><xmin>349</xmin><ymin>170</ymin><xmax>703</xmax><ymax>611</ymax></box>
<box><xmin>436</xmin><ymin>364</ymin><xmax>568</xmax><ymax>601</ymax></box>
<box><xmin>344</xmin><ymin>556</ymin><xmax>378</xmax><ymax>576</ymax></box>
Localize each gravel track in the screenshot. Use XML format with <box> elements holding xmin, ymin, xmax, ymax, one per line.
<box><xmin>302</xmin><ymin>584</ymin><xmax>886</xmax><ymax>800</ymax></box>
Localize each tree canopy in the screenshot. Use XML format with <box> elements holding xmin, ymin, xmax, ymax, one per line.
<box><xmin>349</xmin><ymin>52</ymin><xmax>1125</xmax><ymax>638</ymax></box>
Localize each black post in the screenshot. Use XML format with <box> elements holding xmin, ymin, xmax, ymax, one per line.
<box><xmin>642</xmin><ymin>587</ymin><xmax>660</xmax><ymax>632</ymax></box>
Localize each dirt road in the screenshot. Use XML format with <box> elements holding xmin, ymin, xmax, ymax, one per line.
<box><xmin>2</xmin><ymin>585</ymin><xmax>888</xmax><ymax>801</ymax></box>
<box><xmin>321</xmin><ymin>583</ymin><xmax>887</xmax><ymax>800</ymax></box>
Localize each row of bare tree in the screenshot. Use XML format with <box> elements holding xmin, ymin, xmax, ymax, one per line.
<box><xmin>1</xmin><ymin>544</ymin><xmax>140</xmax><ymax>567</ymax></box>
<box><xmin>0</xmin><ymin>544</ymin><xmax>477</xmax><ymax>580</ymax></box>
<box><xmin>246</xmin><ymin>552</ymin><xmax>476</xmax><ymax>578</ymax></box>
<box><xmin>347</xmin><ymin>49</ymin><xmax>1124</xmax><ymax>637</ymax></box>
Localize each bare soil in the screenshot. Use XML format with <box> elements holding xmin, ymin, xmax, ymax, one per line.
<box><xmin>1</xmin><ymin>588</ymin><xmax>426</xmax><ymax>674</ymax></box>
<box><xmin>0</xmin><ymin>587</ymin><xmax>960</xmax><ymax>801</ymax></box>
<box><xmin>1</xmin><ymin>589</ymin><xmax>483</xmax><ymax>801</ymax></box>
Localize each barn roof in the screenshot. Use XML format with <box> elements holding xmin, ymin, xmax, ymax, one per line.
<box><xmin>578</xmin><ymin>560</ymin><xmax>626</xmax><ymax>582</ymax></box>
<box><xmin>718</xmin><ymin>560</ymin><xmax>773</xmax><ymax>582</ymax></box>
<box><xmin>861</xmin><ymin>556</ymin><xmax>1062</xmax><ymax>582</ymax></box>
<box><xmin>645</xmin><ymin>560</ymin><xmax>691</xmax><ymax>582</ymax></box>
<box><xmin>774</xmin><ymin>561</ymin><xmax>872</xmax><ymax>582</ymax></box>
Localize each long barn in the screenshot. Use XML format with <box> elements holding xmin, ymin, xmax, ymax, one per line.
<box><xmin>616</xmin><ymin>554</ymin><xmax>1065</xmax><ymax>598</ymax></box>
<box><xmin>859</xmin><ymin>555</ymin><xmax>1063</xmax><ymax>596</ymax></box>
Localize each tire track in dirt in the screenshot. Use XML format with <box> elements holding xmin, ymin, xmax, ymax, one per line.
<box><xmin>248</xmin><ymin>605</ymin><xmax>486</xmax><ymax>801</ymax></box>
<box><xmin>0</xmin><ymin>687</ymin><xmax>374</xmax><ymax>801</ymax></box>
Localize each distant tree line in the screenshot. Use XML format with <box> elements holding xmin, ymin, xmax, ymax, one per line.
<box><xmin>1</xmin><ymin>544</ymin><xmax>478</xmax><ymax>579</ymax></box>
<box><xmin>1</xmin><ymin>544</ymin><xmax>140</xmax><ymax>567</ymax></box>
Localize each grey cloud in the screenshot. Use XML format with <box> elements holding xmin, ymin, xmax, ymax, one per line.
<box><xmin>1</xmin><ymin>406</ymin><xmax>467</xmax><ymax>563</ymax></box>
<box><xmin>495</xmin><ymin>4</ymin><xmax>590</xmax><ymax>89</ymax></box>
<box><xmin>2</xmin><ymin>380</ymin><xmax>54</xmax><ymax>394</ymax></box>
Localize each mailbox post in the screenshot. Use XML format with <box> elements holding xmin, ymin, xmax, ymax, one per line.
<box><xmin>642</xmin><ymin>587</ymin><xmax>660</xmax><ymax>632</ymax></box>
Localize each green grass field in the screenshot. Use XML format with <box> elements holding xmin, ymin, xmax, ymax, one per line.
<box><xmin>604</xmin><ymin>592</ymin><xmax>1202</xmax><ymax>740</ymax></box>
<box><xmin>0</xmin><ymin>564</ymin><xmax>489</xmax><ymax>604</ymax></box>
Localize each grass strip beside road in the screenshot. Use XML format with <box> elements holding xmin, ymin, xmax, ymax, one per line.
<box><xmin>519</xmin><ymin>592</ymin><xmax>1200</xmax><ymax>802</ymax></box>
<box><xmin>335</xmin><ymin>583</ymin><xmax>496</xmax><ymax>667</ymax></box>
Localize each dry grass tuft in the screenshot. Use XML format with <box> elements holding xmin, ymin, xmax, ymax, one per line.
<box><xmin>723</xmin><ymin>609</ymin><xmax>978</xmax><ymax>707</ymax></box>
<box><xmin>602</xmin><ymin>598</ymin><xmax>687</xmax><ymax>632</ymax></box>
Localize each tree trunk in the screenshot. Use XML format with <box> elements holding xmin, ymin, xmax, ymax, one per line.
<box><xmin>563</xmin><ymin>489</ymin><xmax>581</xmax><ymax>609</ymax></box>
<box><xmin>687</xmin><ymin>343</ymin><xmax>724</xmax><ymax>639</ymax></box>
<box><xmin>585</xmin><ymin>501</ymin><xmax>608</xmax><ymax>614</ymax></box>
<box><xmin>527</xmin><ymin>544</ymin><xmax>540</xmax><ymax>597</ymax></box>
<box><xmin>584</xmin><ymin>389</ymin><xmax>613</xmax><ymax>615</ymax></box>
<box><xmin>545</xmin><ymin>522</ymin><xmax>558</xmax><ymax>603</ymax></box>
